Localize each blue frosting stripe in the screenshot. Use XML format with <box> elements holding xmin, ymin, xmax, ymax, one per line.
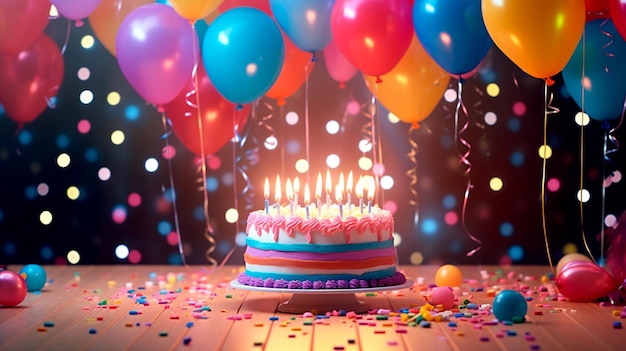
<box><xmin>244</xmin><ymin>267</ymin><xmax>397</xmax><ymax>282</ymax></box>
<box><xmin>245</xmin><ymin>237</ymin><xmax>394</xmax><ymax>253</ymax></box>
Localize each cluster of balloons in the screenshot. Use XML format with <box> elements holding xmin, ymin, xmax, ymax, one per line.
<box><xmin>5</xmin><ymin>0</ymin><xmax>626</xmax><ymax>149</ymax></box>
<box><xmin>0</xmin><ymin>0</ymin><xmax>63</xmax><ymax>126</ymax></box>
<box><xmin>555</xmin><ymin>253</ymin><xmax>621</xmax><ymax>302</ymax></box>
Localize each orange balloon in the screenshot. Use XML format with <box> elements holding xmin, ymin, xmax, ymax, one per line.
<box><xmin>435</xmin><ymin>264</ymin><xmax>463</xmax><ymax>287</ymax></box>
<box><xmin>89</xmin><ymin>0</ymin><xmax>153</xmax><ymax>56</ymax></box>
<box><xmin>364</xmin><ymin>36</ymin><xmax>449</xmax><ymax>126</ymax></box>
<box><xmin>264</xmin><ymin>33</ymin><xmax>314</xmax><ymax>106</ymax></box>
<box><xmin>169</xmin><ymin>0</ymin><xmax>223</xmax><ymax>22</ymax></box>
<box><xmin>482</xmin><ymin>0</ymin><xmax>585</xmax><ymax>79</ymax></box>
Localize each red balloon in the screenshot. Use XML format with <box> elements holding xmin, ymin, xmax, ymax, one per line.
<box><xmin>330</xmin><ymin>0</ymin><xmax>413</xmax><ymax>78</ymax></box>
<box><xmin>586</xmin><ymin>0</ymin><xmax>609</xmax><ymax>21</ymax></box>
<box><xmin>265</xmin><ymin>33</ymin><xmax>314</xmax><ymax>105</ymax></box>
<box><xmin>164</xmin><ymin>64</ymin><xmax>250</xmax><ymax>156</ymax></box>
<box><xmin>219</xmin><ymin>0</ymin><xmax>272</xmax><ymax>14</ymax></box>
<box><xmin>0</xmin><ymin>34</ymin><xmax>64</xmax><ymax>125</ymax></box>
<box><xmin>0</xmin><ymin>270</ymin><xmax>27</xmax><ymax>307</ymax></box>
<box><xmin>556</xmin><ymin>260</ymin><xmax>620</xmax><ymax>302</ymax></box>
<box><xmin>0</xmin><ymin>0</ymin><xmax>50</xmax><ymax>54</ymax></box>
<box><xmin>610</xmin><ymin>0</ymin><xmax>626</xmax><ymax>40</ymax></box>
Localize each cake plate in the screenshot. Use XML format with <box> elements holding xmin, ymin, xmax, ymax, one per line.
<box><xmin>230</xmin><ymin>279</ymin><xmax>413</xmax><ymax>314</ymax></box>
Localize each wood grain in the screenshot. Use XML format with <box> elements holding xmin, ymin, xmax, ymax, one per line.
<box><xmin>0</xmin><ymin>265</ymin><xmax>623</xmax><ymax>351</ymax></box>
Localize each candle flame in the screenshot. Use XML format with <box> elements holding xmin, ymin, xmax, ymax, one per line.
<box><xmin>274</xmin><ymin>175</ymin><xmax>281</xmax><ymax>203</ymax></box>
<box><xmin>325</xmin><ymin>169</ymin><xmax>332</xmax><ymax>194</ymax></box>
<box><xmin>355</xmin><ymin>176</ymin><xmax>363</xmax><ymax>199</ymax></box>
<box><xmin>346</xmin><ymin>171</ymin><xmax>353</xmax><ymax>193</ymax></box>
<box><xmin>264</xmin><ymin>177</ymin><xmax>270</xmax><ymax>199</ymax></box>
<box><xmin>335</xmin><ymin>184</ymin><xmax>343</xmax><ymax>203</ymax></box>
<box><xmin>286</xmin><ymin>178</ymin><xmax>293</xmax><ymax>201</ymax></box>
<box><xmin>293</xmin><ymin>177</ymin><xmax>300</xmax><ymax>193</ymax></box>
<box><xmin>367</xmin><ymin>176</ymin><xmax>375</xmax><ymax>200</ymax></box>
<box><xmin>304</xmin><ymin>183</ymin><xmax>311</xmax><ymax>203</ymax></box>
<box><xmin>315</xmin><ymin>172</ymin><xmax>322</xmax><ymax>199</ymax></box>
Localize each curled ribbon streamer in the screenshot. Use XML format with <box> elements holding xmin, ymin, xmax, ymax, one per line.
<box><xmin>599</xmin><ymin>102</ymin><xmax>625</xmax><ymax>265</ymax></box>
<box><xmin>256</xmin><ymin>100</ymin><xmax>277</xmax><ymax>149</ymax></box>
<box><xmin>598</xmin><ymin>18</ymin><xmax>614</xmax><ymax>74</ymax></box>
<box><xmin>233</xmin><ymin>107</ymin><xmax>259</xmax><ymax>213</ymax></box>
<box><xmin>406</xmin><ymin>127</ymin><xmax>420</xmax><ymax>227</ymax></box>
<box><xmin>454</xmin><ymin>79</ymin><xmax>481</xmax><ymax>257</ymax></box>
<box><xmin>361</xmin><ymin>95</ymin><xmax>380</xmax><ymax>198</ymax></box>
<box><xmin>160</xmin><ymin>111</ymin><xmax>189</xmax><ymax>267</ymax></box>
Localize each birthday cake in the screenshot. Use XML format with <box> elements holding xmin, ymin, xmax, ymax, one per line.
<box><xmin>237</xmin><ymin>204</ymin><xmax>406</xmax><ymax>289</ymax></box>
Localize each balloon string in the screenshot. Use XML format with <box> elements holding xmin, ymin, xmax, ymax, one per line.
<box><xmin>406</xmin><ymin>127</ymin><xmax>420</xmax><ymax>227</ymax></box>
<box><xmin>189</xmin><ymin>22</ymin><xmax>216</xmax><ymax>267</ymax></box>
<box><xmin>454</xmin><ymin>79</ymin><xmax>481</xmax><ymax>257</ymax></box>
<box><xmin>370</xmin><ymin>95</ymin><xmax>381</xmax><ymax>202</ymax></box>
<box><xmin>304</xmin><ymin>60</ymin><xmax>312</xmax><ymax>185</ymax></box>
<box><xmin>159</xmin><ymin>111</ymin><xmax>189</xmax><ymax>268</ymax></box>
<box><xmin>578</xmin><ymin>28</ymin><xmax>594</xmax><ymax>265</ymax></box>
<box><xmin>59</xmin><ymin>18</ymin><xmax>72</xmax><ymax>55</ymax></box>
<box><xmin>541</xmin><ymin>79</ymin><xmax>560</xmax><ymax>273</ymax></box>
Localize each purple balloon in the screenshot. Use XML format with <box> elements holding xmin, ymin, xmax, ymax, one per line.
<box><xmin>116</xmin><ymin>4</ymin><xmax>197</xmax><ymax>106</ymax></box>
<box><xmin>50</xmin><ymin>0</ymin><xmax>103</xmax><ymax>20</ymax></box>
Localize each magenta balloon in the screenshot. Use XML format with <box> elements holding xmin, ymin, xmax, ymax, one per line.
<box><xmin>50</xmin><ymin>0</ymin><xmax>103</xmax><ymax>20</ymax></box>
<box><xmin>116</xmin><ymin>4</ymin><xmax>197</xmax><ymax>106</ymax></box>
<box><xmin>323</xmin><ymin>39</ymin><xmax>357</xmax><ymax>87</ymax></box>
<box><xmin>556</xmin><ymin>260</ymin><xmax>620</xmax><ymax>302</ymax></box>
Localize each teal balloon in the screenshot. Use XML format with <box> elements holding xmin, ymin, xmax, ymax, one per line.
<box><xmin>562</xmin><ymin>19</ymin><xmax>626</xmax><ymax>121</ymax></box>
<box><xmin>412</xmin><ymin>0</ymin><xmax>492</xmax><ymax>76</ymax></box>
<box><xmin>202</xmin><ymin>8</ymin><xmax>285</xmax><ymax>105</ymax></box>
<box><xmin>270</xmin><ymin>0</ymin><xmax>335</xmax><ymax>53</ymax></box>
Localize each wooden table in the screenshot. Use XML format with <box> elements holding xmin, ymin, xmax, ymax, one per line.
<box><xmin>1</xmin><ymin>265</ymin><xmax>624</xmax><ymax>351</ymax></box>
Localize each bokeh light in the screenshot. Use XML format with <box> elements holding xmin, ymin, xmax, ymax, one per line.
<box><xmin>576</xmin><ymin>189</ymin><xmax>590</xmax><ymax>203</ymax></box>
<box><xmin>326</xmin><ymin>120</ymin><xmax>340</xmax><ymax>134</ymax></box>
<box><xmin>39</xmin><ymin>211</ymin><xmax>53</xmax><ymax>226</ymax></box>
<box><xmin>80</xmin><ymin>35</ymin><xmax>95</xmax><ymax>49</ymax></box>
<box><xmin>66</xmin><ymin>186</ymin><xmax>80</xmax><ymax>200</ymax></box>
<box><xmin>107</xmin><ymin>91</ymin><xmax>121</xmax><ymax>106</ymax></box>
<box><xmin>489</xmin><ymin>177</ymin><xmax>503</xmax><ymax>191</ymax></box>
<box><xmin>79</xmin><ymin>90</ymin><xmax>94</xmax><ymax>104</ymax></box>
<box><xmin>110</xmin><ymin>130</ymin><xmax>125</xmax><ymax>145</ymax></box>
<box><xmin>144</xmin><ymin>158</ymin><xmax>159</xmax><ymax>173</ymax></box>
<box><xmin>538</xmin><ymin>145</ymin><xmax>552</xmax><ymax>159</ymax></box>
<box><xmin>115</xmin><ymin>244</ymin><xmax>129</xmax><ymax>259</ymax></box>
<box><xmin>285</xmin><ymin>111</ymin><xmax>299</xmax><ymax>125</ymax></box>
<box><xmin>225</xmin><ymin>208</ymin><xmax>239</xmax><ymax>223</ymax></box>
<box><xmin>486</xmin><ymin>83</ymin><xmax>500</xmax><ymax>97</ymax></box>
<box><xmin>67</xmin><ymin>250</ymin><xmax>80</xmax><ymax>264</ymax></box>
<box><xmin>57</xmin><ymin>153</ymin><xmax>71</xmax><ymax>168</ymax></box>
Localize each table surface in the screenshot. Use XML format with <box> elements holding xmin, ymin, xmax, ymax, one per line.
<box><xmin>0</xmin><ymin>265</ymin><xmax>624</xmax><ymax>351</ymax></box>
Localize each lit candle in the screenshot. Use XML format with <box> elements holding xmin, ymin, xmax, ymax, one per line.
<box><xmin>325</xmin><ymin>169</ymin><xmax>332</xmax><ymax>209</ymax></box>
<box><xmin>315</xmin><ymin>172</ymin><xmax>322</xmax><ymax>215</ymax></box>
<box><xmin>356</xmin><ymin>176</ymin><xmax>364</xmax><ymax>214</ymax></box>
<box><xmin>304</xmin><ymin>183</ymin><xmax>311</xmax><ymax>219</ymax></box>
<box><xmin>335</xmin><ymin>184</ymin><xmax>343</xmax><ymax>218</ymax></box>
<box><xmin>293</xmin><ymin>177</ymin><xmax>300</xmax><ymax>209</ymax></box>
<box><xmin>367</xmin><ymin>176</ymin><xmax>375</xmax><ymax>214</ymax></box>
<box><xmin>346</xmin><ymin>171</ymin><xmax>353</xmax><ymax>210</ymax></box>
<box><xmin>264</xmin><ymin>177</ymin><xmax>270</xmax><ymax>214</ymax></box>
<box><xmin>286</xmin><ymin>178</ymin><xmax>294</xmax><ymax>217</ymax></box>
<box><xmin>274</xmin><ymin>175</ymin><xmax>281</xmax><ymax>214</ymax></box>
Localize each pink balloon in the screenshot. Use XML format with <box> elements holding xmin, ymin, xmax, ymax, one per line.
<box><xmin>50</xmin><ymin>0</ymin><xmax>103</xmax><ymax>20</ymax></box>
<box><xmin>556</xmin><ymin>260</ymin><xmax>620</xmax><ymax>302</ymax></box>
<box><xmin>323</xmin><ymin>39</ymin><xmax>357</xmax><ymax>88</ymax></box>
<box><xmin>116</xmin><ymin>4</ymin><xmax>197</xmax><ymax>106</ymax></box>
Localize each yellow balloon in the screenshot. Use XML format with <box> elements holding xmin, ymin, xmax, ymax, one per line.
<box><xmin>364</xmin><ymin>36</ymin><xmax>449</xmax><ymax>127</ymax></box>
<box><xmin>169</xmin><ymin>0</ymin><xmax>223</xmax><ymax>22</ymax></box>
<box><xmin>482</xmin><ymin>0</ymin><xmax>585</xmax><ymax>79</ymax></box>
<box><xmin>88</xmin><ymin>0</ymin><xmax>153</xmax><ymax>56</ymax></box>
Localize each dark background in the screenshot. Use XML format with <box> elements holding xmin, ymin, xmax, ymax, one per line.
<box><xmin>1</xmin><ymin>12</ymin><xmax>625</xmax><ymax>267</ymax></box>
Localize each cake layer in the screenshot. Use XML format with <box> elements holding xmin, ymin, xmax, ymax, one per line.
<box><xmin>244</xmin><ymin>246</ymin><xmax>395</xmax><ymax>260</ymax></box>
<box><xmin>243</xmin><ymin>266</ymin><xmax>397</xmax><ymax>281</ymax></box>
<box><xmin>245</xmin><ymin>237</ymin><xmax>394</xmax><ymax>252</ymax></box>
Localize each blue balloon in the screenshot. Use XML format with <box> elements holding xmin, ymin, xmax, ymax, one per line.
<box><xmin>19</xmin><ymin>264</ymin><xmax>47</xmax><ymax>292</ymax></box>
<box><xmin>492</xmin><ymin>290</ymin><xmax>527</xmax><ymax>322</ymax></box>
<box><xmin>270</xmin><ymin>0</ymin><xmax>335</xmax><ymax>53</ymax></box>
<box><xmin>202</xmin><ymin>8</ymin><xmax>285</xmax><ymax>105</ymax></box>
<box><xmin>562</xmin><ymin>19</ymin><xmax>626</xmax><ymax>121</ymax></box>
<box><xmin>412</xmin><ymin>0</ymin><xmax>492</xmax><ymax>76</ymax></box>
